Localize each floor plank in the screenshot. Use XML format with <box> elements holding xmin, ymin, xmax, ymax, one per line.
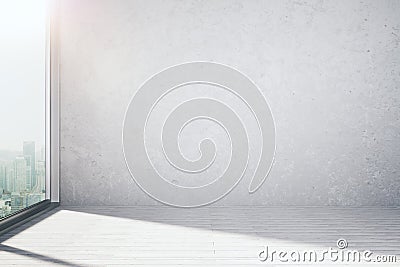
<box><xmin>0</xmin><ymin>206</ymin><xmax>399</xmax><ymax>266</ymax></box>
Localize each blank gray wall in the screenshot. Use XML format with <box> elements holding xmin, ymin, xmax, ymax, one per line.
<box><xmin>59</xmin><ymin>0</ymin><xmax>400</xmax><ymax>206</ymax></box>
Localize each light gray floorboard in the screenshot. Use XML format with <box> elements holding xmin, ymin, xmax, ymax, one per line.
<box><xmin>0</xmin><ymin>206</ymin><xmax>399</xmax><ymax>266</ymax></box>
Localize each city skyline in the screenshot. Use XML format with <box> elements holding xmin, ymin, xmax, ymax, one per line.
<box><xmin>0</xmin><ymin>141</ymin><xmax>45</xmax><ymax>174</ymax></box>
<box><xmin>0</xmin><ymin>140</ymin><xmax>45</xmax><ymax>219</ymax></box>
<box><xmin>0</xmin><ymin>0</ymin><xmax>47</xmax><ymax>219</ymax></box>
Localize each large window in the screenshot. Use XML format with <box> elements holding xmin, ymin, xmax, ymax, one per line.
<box><xmin>0</xmin><ymin>0</ymin><xmax>48</xmax><ymax>219</ymax></box>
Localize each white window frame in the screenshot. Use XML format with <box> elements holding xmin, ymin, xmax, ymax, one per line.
<box><xmin>46</xmin><ymin>0</ymin><xmax>60</xmax><ymax>203</ymax></box>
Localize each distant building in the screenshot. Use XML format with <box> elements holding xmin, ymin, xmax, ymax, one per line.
<box><xmin>35</xmin><ymin>160</ymin><xmax>46</xmax><ymax>193</ymax></box>
<box><xmin>23</xmin><ymin>141</ymin><xmax>36</xmax><ymax>189</ymax></box>
<box><xmin>0</xmin><ymin>164</ymin><xmax>5</xmax><ymax>192</ymax></box>
<box><xmin>10</xmin><ymin>192</ymin><xmax>25</xmax><ymax>213</ymax></box>
<box><xmin>6</xmin><ymin>163</ymin><xmax>15</xmax><ymax>192</ymax></box>
<box><xmin>14</xmin><ymin>156</ymin><xmax>27</xmax><ymax>193</ymax></box>
<box><xmin>26</xmin><ymin>193</ymin><xmax>43</xmax><ymax>207</ymax></box>
<box><xmin>39</xmin><ymin>145</ymin><xmax>45</xmax><ymax>162</ymax></box>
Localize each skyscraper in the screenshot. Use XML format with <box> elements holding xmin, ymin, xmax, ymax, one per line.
<box><xmin>0</xmin><ymin>164</ymin><xmax>5</xmax><ymax>192</ymax></box>
<box><xmin>14</xmin><ymin>156</ymin><xmax>27</xmax><ymax>193</ymax></box>
<box><xmin>10</xmin><ymin>192</ymin><xmax>24</xmax><ymax>213</ymax></box>
<box><xmin>6</xmin><ymin>163</ymin><xmax>15</xmax><ymax>192</ymax></box>
<box><xmin>23</xmin><ymin>141</ymin><xmax>36</xmax><ymax>189</ymax></box>
<box><xmin>35</xmin><ymin>160</ymin><xmax>46</xmax><ymax>193</ymax></box>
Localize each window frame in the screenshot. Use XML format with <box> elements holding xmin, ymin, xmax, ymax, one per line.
<box><xmin>48</xmin><ymin>0</ymin><xmax>60</xmax><ymax>203</ymax></box>
<box><xmin>0</xmin><ymin>0</ymin><xmax>60</xmax><ymax>234</ymax></box>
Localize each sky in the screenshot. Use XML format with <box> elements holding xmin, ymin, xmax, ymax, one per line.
<box><xmin>0</xmin><ymin>0</ymin><xmax>47</xmax><ymax>151</ymax></box>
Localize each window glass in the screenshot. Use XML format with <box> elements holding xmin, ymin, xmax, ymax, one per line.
<box><xmin>0</xmin><ymin>0</ymin><xmax>47</xmax><ymax>218</ymax></box>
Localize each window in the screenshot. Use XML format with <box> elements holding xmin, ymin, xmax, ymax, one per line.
<box><xmin>0</xmin><ymin>0</ymin><xmax>48</xmax><ymax>219</ymax></box>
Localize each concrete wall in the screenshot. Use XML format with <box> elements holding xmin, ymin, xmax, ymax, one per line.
<box><xmin>59</xmin><ymin>0</ymin><xmax>400</xmax><ymax>206</ymax></box>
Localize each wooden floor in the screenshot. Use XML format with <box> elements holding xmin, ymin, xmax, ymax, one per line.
<box><xmin>0</xmin><ymin>206</ymin><xmax>399</xmax><ymax>266</ymax></box>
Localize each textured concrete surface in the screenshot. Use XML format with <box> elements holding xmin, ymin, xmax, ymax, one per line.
<box><xmin>59</xmin><ymin>0</ymin><xmax>400</xmax><ymax>206</ymax></box>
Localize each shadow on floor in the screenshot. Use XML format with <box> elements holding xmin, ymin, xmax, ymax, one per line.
<box><xmin>0</xmin><ymin>209</ymin><xmax>86</xmax><ymax>267</ymax></box>
<box><xmin>61</xmin><ymin>205</ymin><xmax>400</xmax><ymax>253</ymax></box>
<box><xmin>0</xmin><ymin>208</ymin><xmax>59</xmax><ymax>243</ymax></box>
<box><xmin>0</xmin><ymin>243</ymin><xmax>82</xmax><ymax>267</ymax></box>
<box><xmin>1</xmin><ymin>205</ymin><xmax>399</xmax><ymax>266</ymax></box>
